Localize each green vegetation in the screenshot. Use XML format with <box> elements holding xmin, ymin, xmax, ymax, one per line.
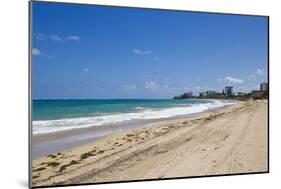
<box><xmin>173</xmin><ymin>83</ymin><xmax>268</xmax><ymax>101</ymax></box>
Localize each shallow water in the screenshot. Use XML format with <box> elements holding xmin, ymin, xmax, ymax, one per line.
<box><xmin>32</xmin><ymin>99</ymin><xmax>235</xmax><ymax>135</ymax></box>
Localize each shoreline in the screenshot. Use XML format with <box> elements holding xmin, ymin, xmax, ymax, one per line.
<box><xmin>32</xmin><ymin>100</ymin><xmax>268</xmax><ymax>187</ymax></box>
<box><xmin>32</xmin><ymin>100</ymin><xmax>235</xmax><ymax>158</ymax></box>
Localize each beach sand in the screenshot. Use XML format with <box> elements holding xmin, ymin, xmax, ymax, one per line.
<box><xmin>32</xmin><ymin>100</ymin><xmax>268</xmax><ymax>187</ymax></box>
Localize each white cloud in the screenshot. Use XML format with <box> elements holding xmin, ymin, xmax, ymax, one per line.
<box><xmin>217</xmin><ymin>78</ymin><xmax>222</xmax><ymax>82</ymax></box>
<box><xmin>47</xmin><ymin>55</ymin><xmax>55</xmax><ymax>59</ymax></box>
<box><xmin>36</xmin><ymin>34</ymin><xmax>80</xmax><ymax>42</ymax></box>
<box><xmin>49</xmin><ymin>34</ymin><xmax>62</xmax><ymax>41</ymax></box>
<box><xmin>32</xmin><ymin>48</ymin><xmax>41</xmax><ymax>56</ymax></box>
<box><xmin>133</xmin><ymin>49</ymin><xmax>152</xmax><ymax>55</ymax></box>
<box><xmin>248</xmin><ymin>74</ymin><xmax>256</xmax><ymax>80</ymax></box>
<box><xmin>248</xmin><ymin>68</ymin><xmax>265</xmax><ymax>80</ymax></box>
<box><xmin>34</xmin><ymin>33</ymin><xmax>46</xmax><ymax>40</ymax></box>
<box><xmin>65</xmin><ymin>35</ymin><xmax>80</xmax><ymax>41</ymax></box>
<box><xmin>122</xmin><ymin>85</ymin><xmax>136</xmax><ymax>91</ymax></box>
<box><xmin>144</xmin><ymin>81</ymin><xmax>157</xmax><ymax>91</ymax></box>
<box><xmin>256</xmin><ymin>68</ymin><xmax>265</xmax><ymax>76</ymax></box>
<box><xmin>162</xmin><ymin>83</ymin><xmax>182</xmax><ymax>92</ymax></box>
<box><xmin>154</xmin><ymin>57</ymin><xmax>160</xmax><ymax>61</ymax></box>
<box><xmin>83</xmin><ymin>68</ymin><xmax>89</xmax><ymax>72</ymax></box>
<box><xmin>225</xmin><ymin>76</ymin><xmax>244</xmax><ymax>84</ymax></box>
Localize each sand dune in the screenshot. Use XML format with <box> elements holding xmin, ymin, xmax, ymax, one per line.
<box><xmin>32</xmin><ymin>100</ymin><xmax>268</xmax><ymax>187</ymax></box>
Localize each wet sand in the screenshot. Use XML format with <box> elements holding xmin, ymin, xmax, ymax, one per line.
<box><xmin>32</xmin><ymin>100</ymin><xmax>268</xmax><ymax>187</ymax></box>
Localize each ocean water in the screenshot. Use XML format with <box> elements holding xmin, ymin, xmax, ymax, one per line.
<box><xmin>32</xmin><ymin>99</ymin><xmax>235</xmax><ymax>135</ymax></box>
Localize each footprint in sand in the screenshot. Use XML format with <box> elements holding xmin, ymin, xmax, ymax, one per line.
<box><xmin>223</xmin><ymin>135</ymin><xmax>229</xmax><ymax>141</ymax></box>
<box><xmin>32</xmin><ymin>174</ymin><xmax>40</xmax><ymax>179</ymax></box>
<box><xmin>97</xmin><ymin>150</ymin><xmax>105</xmax><ymax>154</ymax></box>
<box><xmin>127</xmin><ymin>138</ymin><xmax>133</xmax><ymax>142</ymax></box>
<box><xmin>33</xmin><ymin>167</ymin><xmax>46</xmax><ymax>172</ymax></box>
<box><xmin>46</xmin><ymin>161</ymin><xmax>60</xmax><ymax>167</ymax></box>
<box><xmin>58</xmin><ymin>160</ymin><xmax>79</xmax><ymax>172</ymax></box>
<box><xmin>126</xmin><ymin>134</ymin><xmax>135</xmax><ymax>137</ymax></box>
<box><xmin>80</xmin><ymin>152</ymin><xmax>95</xmax><ymax>160</ymax></box>
<box><xmin>212</xmin><ymin>160</ymin><xmax>217</xmax><ymax>167</ymax></box>
<box><xmin>47</xmin><ymin>154</ymin><xmax>57</xmax><ymax>159</ymax></box>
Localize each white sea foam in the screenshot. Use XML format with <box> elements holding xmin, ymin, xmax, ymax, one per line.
<box><xmin>135</xmin><ymin>106</ymin><xmax>145</xmax><ymax>110</ymax></box>
<box><xmin>32</xmin><ymin>100</ymin><xmax>236</xmax><ymax>135</ymax></box>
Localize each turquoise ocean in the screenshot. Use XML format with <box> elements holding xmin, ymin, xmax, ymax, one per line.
<box><xmin>32</xmin><ymin>99</ymin><xmax>235</xmax><ymax>135</ymax></box>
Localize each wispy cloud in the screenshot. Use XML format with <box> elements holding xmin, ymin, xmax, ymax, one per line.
<box><xmin>122</xmin><ymin>85</ymin><xmax>136</xmax><ymax>91</ymax></box>
<box><xmin>133</xmin><ymin>49</ymin><xmax>152</xmax><ymax>55</ymax></box>
<box><xmin>154</xmin><ymin>57</ymin><xmax>160</xmax><ymax>61</ymax></box>
<box><xmin>144</xmin><ymin>81</ymin><xmax>157</xmax><ymax>91</ymax></box>
<box><xmin>256</xmin><ymin>68</ymin><xmax>265</xmax><ymax>76</ymax></box>
<box><xmin>83</xmin><ymin>68</ymin><xmax>89</xmax><ymax>72</ymax></box>
<box><xmin>34</xmin><ymin>33</ymin><xmax>46</xmax><ymax>40</ymax></box>
<box><xmin>225</xmin><ymin>76</ymin><xmax>244</xmax><ymax>84</ymax></box>
<box><xmin>162</xmin><ymin>84</ymin><xmax>182</xmax><ymax>92</ymax></box>
<box><xmin>49</xmin><ymin>34</ymin><xmax>63</xmax><ymax>42</ymax></box>
<box><xmin>247</xmin><ymin>68</ymin><xmax>266</xmax><ymax>80</ymax></box>
<box><xmin>32</xmin><ymin>48</ymin><xmax>41</xmax><ymax>56</ymax></box>
<box><xmin>248</xmin><ymin>73</ymin><xmax>256</xmax><ymax>80</ymax></box>
<box><xmin>35</xmin><ymin>33</ymin><xmax>80</xmax><ymax>42</ymax></box>
<box><xmin>65</xmin><ymin>35</ymin><xmax>80</xmax><ymax>41</ymax></box>
<box><xmin>47</xmin><ymin>55</ymin><xmax>56</xmax><ymax>59</ymax></box>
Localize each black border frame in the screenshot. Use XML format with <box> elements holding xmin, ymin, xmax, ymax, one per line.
<box><xmin>28</xmin><ymin>1</ymin><xmax>270</xmax><ymax>188</ymax></box>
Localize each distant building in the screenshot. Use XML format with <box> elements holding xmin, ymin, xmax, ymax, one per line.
<box><xmin>260</xmin><ymin>82</ymin><xmax>268</xmax><ymax>91</ymax></box>
<box><xmin>206</xmin><ymin>91</ymin><xmax>217</xmax><ymax>96</ymax></box>
<box><xmin>173</xmin><ymin>92</ymin><xmax>193</xmax><ymax>99</ymax></box>
<box><xmin>182</xmin><ymin>92</ymin><xmax>193</xmax><ymax>98</ymax></box>
<box><xmin>225</xmin><ymin>86</ymin><xmax>233</xmax><ymax>97</ymax></box>
<box><xmin>199</xmin><ymin>92</ymin><xmax>207</xmax><ymax>97</ymax></box>
<box><xmin>251</xmin><ymin>90</ymin><xmax>266</xmax><ymax>99</ymax></box>
<box><xmin>234</xmin><ymin>92</ymin><xmax>246</xmax><ymax>96</ymax></box>
<box><xmin>252</xmin><ymin>90</ymin><xmax>261</xmax><ymax>95</ymax></box>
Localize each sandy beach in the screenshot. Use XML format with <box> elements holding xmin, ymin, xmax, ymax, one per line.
<box><xmin>32</xmin><ymin>100</ymin><xmax>268</xmax><ymax>187</ymax></box>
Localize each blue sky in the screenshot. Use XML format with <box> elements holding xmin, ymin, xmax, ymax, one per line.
<box><xmin>32</xmin><ymin>2</ymin><xmax>268</xmax><ymax>99</ymax></box>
